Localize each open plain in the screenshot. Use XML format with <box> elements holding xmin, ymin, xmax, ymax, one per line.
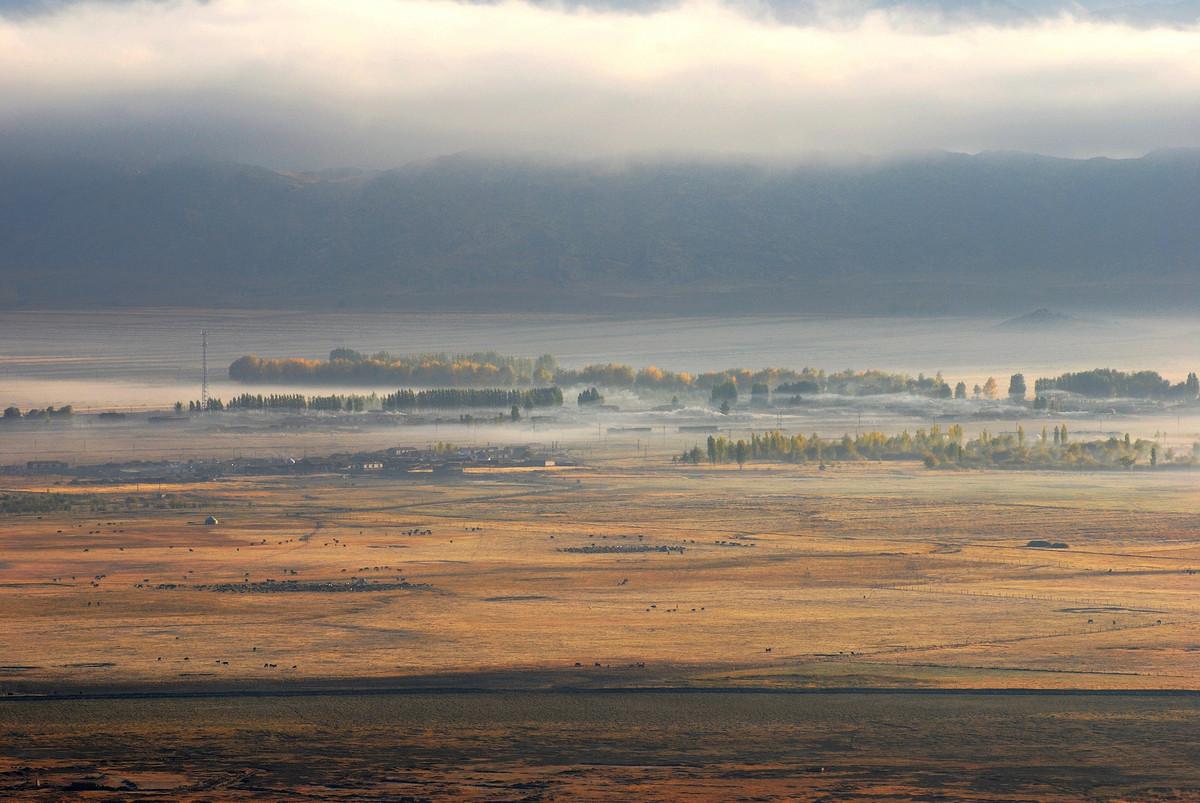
<box><xmin>3</xmin><ymin>448</ymin><xmax>1200</xmax><ymax>798</ymax></box>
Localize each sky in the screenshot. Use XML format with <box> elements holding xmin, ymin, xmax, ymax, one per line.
<box><xmin>2</xmin><ymin>0</ymin><xmax>1200</xmax><ymax>169</ymax></box>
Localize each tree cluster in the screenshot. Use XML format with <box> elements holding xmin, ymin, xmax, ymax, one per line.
<box><xmin>2</xmin><ymin>405</ymin><xmax>73</xmax><ymax>420</ymax></box>
<box><xmin>679</xmin><ymin>425</ymin><xmax>1192</xmax><ymax>470</ymax></box>
<box><xmin>180</xmin><ymin>387</ymin><xmax>562</xmax><ymax>413</ymax></box>
<box><xmin>1034</xmin><ymin>369</ymin><xmax>1199</xmax><ymax>400</ymax></box>
<box><xmin>230</xmin><ymin>350</ymin><xmax>972</xmax><ymax>399</ymax></box>
<box><xmin>230</xmin><ymin>351</ymin><xmax>551</xmax><ymax>387</ymax></box>
<box><xmin>220</xmin><ymin>393</ymin><xmax>375</xmax><ymax>412</ymax></box>
<box><xmin>381</xmin><ymin>387</ymin><xmax>563</xmax><ymax>410</ymax></box>
<box><xmin>577</xmin><ymin>387</ymin><xmax>604</xmax><ymax>406</ymax></box>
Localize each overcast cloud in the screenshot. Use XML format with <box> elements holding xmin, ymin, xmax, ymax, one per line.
<box><xmin>1</xmin><ymin>0</ymin><xmax>1199</xmax><ymax>168</ymax></box>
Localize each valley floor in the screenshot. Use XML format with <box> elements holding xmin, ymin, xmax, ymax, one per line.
<box><xmin>3</xmin><ymin>454</ymin><xmax>1199</xmax><ymax>798</ymax></box>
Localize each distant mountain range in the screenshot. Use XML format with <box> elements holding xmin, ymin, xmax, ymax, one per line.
<box><xmin>2</xmin><ymin>150</ymin><xmax>1199</xmax><ymax>313</ymax></box>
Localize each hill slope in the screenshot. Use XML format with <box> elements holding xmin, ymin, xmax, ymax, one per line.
<box><xmin>2</xmin><ymin>150</ymin><xmax>1198</xmax><ymax>312</ymax></box>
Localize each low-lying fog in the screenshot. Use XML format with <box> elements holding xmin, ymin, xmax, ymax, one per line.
<box><xmin>1</xmin><ymin>309</ymin><xmax>1197</xmax><ymax>411</ymax></box>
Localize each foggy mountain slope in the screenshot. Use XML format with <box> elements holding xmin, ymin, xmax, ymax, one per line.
<box><xmin>2</xmin><ymin>150</ymin><xmax>1199</xmax><ymax>312</ymax></box>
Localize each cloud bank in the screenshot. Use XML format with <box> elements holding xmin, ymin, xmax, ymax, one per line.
<box><xmin>1</xmin><ymin>0</ymin><xmax>1199</xmax><ymax>168</ymax></box>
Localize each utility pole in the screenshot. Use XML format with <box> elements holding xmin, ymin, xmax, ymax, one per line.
<box><xmin>201</xmin><ymin>329</ymin><xmax>209</xmax><ymax>411</ymax></box>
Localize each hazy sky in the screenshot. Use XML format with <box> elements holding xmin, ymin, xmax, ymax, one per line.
<box><xmin>2</xmin><ymin>0</ymin><xmax>1199</xmax><ymax>168</ymax></box>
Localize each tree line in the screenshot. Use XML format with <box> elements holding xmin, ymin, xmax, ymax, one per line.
<box><xmin>679</xmin><ymin>426</ymin><xmax>1196</xmax><ymax>470</ymax></box>
<box><xmin>229</xmin><ymin>351</ymin><xmax>555</xmax><ymax>387</ymax></box>
<box><xmin>1035</xmin><ymin>369</ymin><xmax>1200</xmax><ymax>400</ymax></box>
<box><xmin>381</xmin><ymin>387</ymin><xmax>563</xmax><ymax>410</ymax></box>
<box><xmin>3</xmin><ymin>405</ymin><xmax>73</xmax><ymax>420</ymax></box>
<box><xmin>227</xmin><ymin>393</ymin><xmax>373</xmax><ymax>411</ymax></box>
<box><xmin>179</xmin><ymin>387</ymin><xmax>562</xmax><ymax>413</ymax></box>
<box><xmin>180</xmin><ymin>395</ymin><xmax>372</xmax><ymax>412</ymax></box>
<box><xmin>228</xmin><ymin>349</ymin><xmax>1200</xmax><ymax>405</ymax></box>
<box><xmin>230</xmin><ymin>349</ymin><xmax>971</xmax><ymax>398</ymax></box>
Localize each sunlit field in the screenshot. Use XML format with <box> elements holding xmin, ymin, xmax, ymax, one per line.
<box><xmin>3</xmin><ymin>448</ymin><xmax>1200</xmax><ymax>796</ymax></box>
<box><xmin>3</xmin><ymin>456</ymin><xmax>1199</xmax><ymax>692</ymax></box>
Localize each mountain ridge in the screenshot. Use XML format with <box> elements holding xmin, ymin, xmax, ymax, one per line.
<box><xmin>2</xmin><ymin>150</ymin><xmax>1198</xmax><ymax>313</ymax></box>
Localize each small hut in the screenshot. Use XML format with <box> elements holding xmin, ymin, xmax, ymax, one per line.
<box><xmin>204</xmin><ymin>515</ymin><xmax>219</xmax><ymax>526</ymax></box>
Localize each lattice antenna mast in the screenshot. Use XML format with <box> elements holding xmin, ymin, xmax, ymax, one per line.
<box><xmin>201</xmin><ymin>329</ymin><xmax>209</xmax><ymax>411</ymax></box>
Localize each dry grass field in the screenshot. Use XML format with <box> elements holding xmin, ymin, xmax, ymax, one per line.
<box><xmin>3</xmin><ymin>458</ymin><xmax>1199</xmax><ymax>692</ymax></box>
<box><xmin>3</xmin><ymin>452</ymin><xmax>1200</xmax><ymax>798</ymax></box>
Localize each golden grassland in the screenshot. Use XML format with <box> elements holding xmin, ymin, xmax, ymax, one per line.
<box><xmin>4</xmin><ymin>453</ymin><xmax>1200</xmax><ymax>799</ymax></box>
<box><xmin>2</xmin><ymin>457</ymin><xmax>1199</xmax><ymax>693</ymax></box>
